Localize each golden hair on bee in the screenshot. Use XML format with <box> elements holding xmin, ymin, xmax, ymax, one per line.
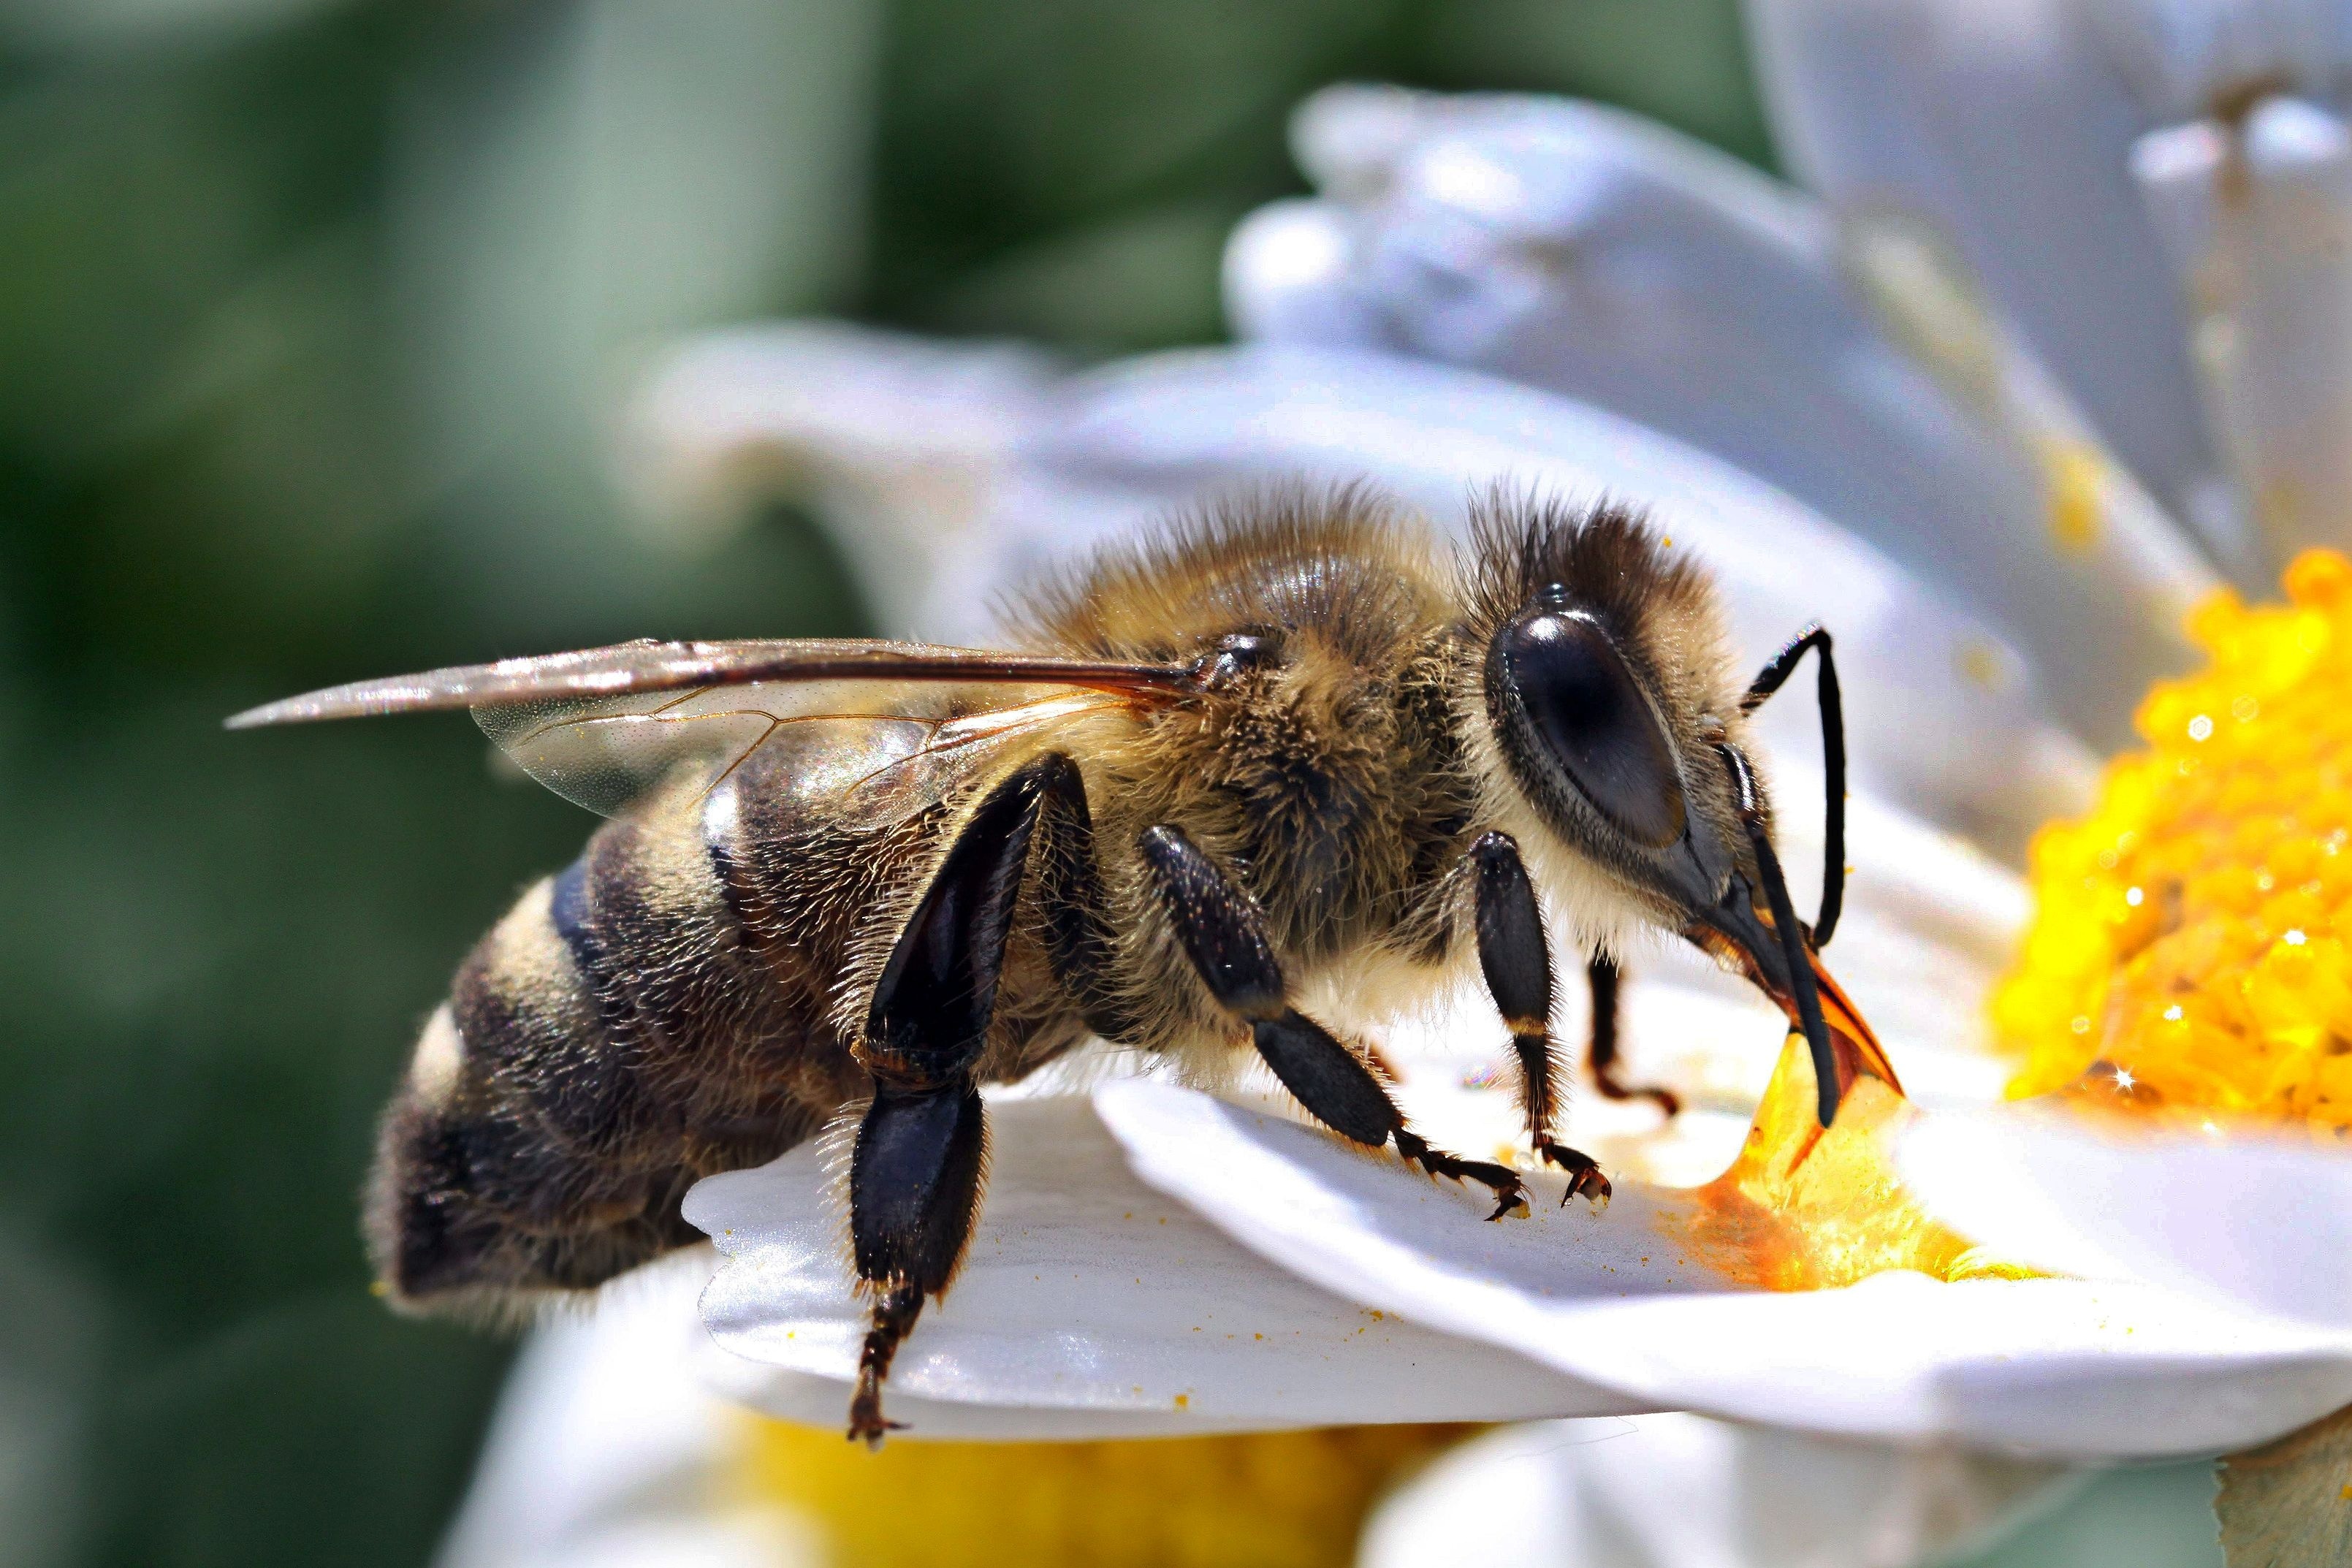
<box><xmin>235</xmin><ymin>484</ymin><xmax>1893</xmax><ymax>1444</ymax></box>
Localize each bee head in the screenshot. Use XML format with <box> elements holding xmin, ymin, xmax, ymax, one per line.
<box><xmin>1466</xmin><ymin>498</ymin><xmax>1786</xmax><ymax>977</ymax></box>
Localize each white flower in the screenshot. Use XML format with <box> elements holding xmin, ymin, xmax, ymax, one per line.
<box><xmin>453</xmin><ymin>7</ymin><xmax>2352</xmax><ymax>1563</ymax></box>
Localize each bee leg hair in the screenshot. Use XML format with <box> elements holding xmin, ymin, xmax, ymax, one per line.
<box><xmin>1738</xmin><ymin>623</ymin><xmax>1846</xmax><ymax>946</ymax></box>
<box><xmin>1466</xmin><ymin>832</ymin><xmax>1617</xmax><ymax>1206</ymax></box>
<box><xmin>1027</xmin><ymin>753</ymin><xmax>1144</xmax><ymax>1043</ymax></box>
<box><xmin>845</xmin><ymin>759</ymin><xmax>1054</xmax><ymax>1446</ymax></box>
<box><xmin>1138</xmin><ymin>824</ymin><xmax>1530</xmax><ymax>1221</ymax></box>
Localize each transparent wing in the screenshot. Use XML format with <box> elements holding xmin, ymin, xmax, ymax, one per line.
<box><xmin>473</xmin><ymin>680</ymin><xmax>1128</xmax><ymax>818</ymax></box>
<box><xmin>225</xmin><ymin>638</ymin><xmax>1192</xmax><ymax>728</ymax></box>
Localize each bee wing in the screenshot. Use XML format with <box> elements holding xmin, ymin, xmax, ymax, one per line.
<box><xmin>473</xmin><ymin>681</ymin><xmax>1130</xmax><ymax>818</ymax></box>
<box><xmin>224</xmin><ymin>637</ymin><xmax>1193</xmax><ymax>726</ymax></box>
<box><xmin>227</xmin><ymin>638</ymin><xmax>1187</xmax><ymax>818</ymax></box>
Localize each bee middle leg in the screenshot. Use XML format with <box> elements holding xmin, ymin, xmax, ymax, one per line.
<box><xmin>845</xmin><ymin>758</ymin><xmax>1057</xmax><ymax>1446</ymax></box>
<box><xmin>1138</xmin><ymin>824</ymin><xmax>1529</xmax><ymax>1221</ymax></box>
<box><xmin>1466</xmin><ymin>832</ymin><xmax>1615</xmax><ymax>1207</ymax></box>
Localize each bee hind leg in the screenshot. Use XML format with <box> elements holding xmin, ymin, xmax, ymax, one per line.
<box><xmin>1138</xmin><ymin>824</ymin><xmax>1529</xmax><ymax>1221</ymax></box>
<box><xmin>845</xmin><ymin>758</ymin><xmax>1057</xmax><ymax>1445</ymax></box>
<box><xmin>1466</xmin><ymin>832</ymin><xmax>1616</xmax><ymax>1208</ymax></box>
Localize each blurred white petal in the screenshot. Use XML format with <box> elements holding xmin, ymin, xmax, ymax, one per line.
<box><xmin>1907</xmin><ymin>1109</ymin><xmax>2352</xmax><ymax>1332</ymax></box>
<box><xmin>1097</xmin><ymin>1079</ymin><xmax>2352</xmax><ymax>1457</ymax></box>
<box><xmin>1743</xmin><ymin>0</ymin><xmax>2245</xmax><ymax>571</ymax></box>
<box><xmin>1222</xmin><ymin>198</ymin><xmax>1384</xmax><ymax>346</ymax></box>
<box><xmin>1227</xmin><ymin>88</ymin><xmax>2215</xmax><ymax>742</ymax></box>
<box><xmin>2134</xmin><ymin>94</ymin><xmax>2352</xmax><ymax>560</ymax></box>
<box><xmin>1360</xmin><ymin>1413</ymin><xmax>2071</xmax><ymax>1568</ymax></box>
<box><xmin>2087</xmin><ymin>0</ymin><xmax>2352</xmax><ymax>121</ymax></box>
<box><xmin>435</xmin><ymin>1252</ymin><xmax>815</xmax><ymax>1568</ymax></box>
<box><xmin>624</xmin><ymin>321</ymin><xmax>1058</xmax><ymax>627</ymax></box>
<box><xmin>683</xmin><ymin>1094</ymin><xmax>1632</xmax><ymax>1438</ymax></box>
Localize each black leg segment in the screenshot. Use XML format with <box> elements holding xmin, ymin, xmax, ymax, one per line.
<box><xmin>1466</xmin><ymin>832</ymin><xmax>1612</xmax><ymax>1206</ymax></box>
<box><xmin>1585</xmin><ymin>954</ymin><xmax>1680</xmax><ymax>1119</ymax></box>
<box><xmin>845</xmin><ymin>1082</ymin><xmax>986</xmax><ymax>1442</ymax></box>
<box><xmin>1028</xmin><ymin>754</ymin><xmax>1141</xmax><ymax>1043</ymax></box>
<box><xmin>845</xmin><ymin>756</ymin><xmax>1058</xmax><ymax>1445</ymax></box>
<box><xmin>1740</xmin><ymin>623</ymin><xmax>1845</xmax><ymax>946</ymax></box>
<box><xmin>1141</xmin><ymin>824</ymin><xmax>1529</xmax><ymax>1219</ymax></box>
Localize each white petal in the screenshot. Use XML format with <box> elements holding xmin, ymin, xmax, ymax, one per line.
<box><xmin>1743</xmin><ymin>0</ymin><xmax>2244</xmax><ymax>569</ymax></box>
<box><xmin>1001</xmin><ymin>343</ymin><xmax>2095</xmax><ymax>851</ymax></box>
<box><xmin>2087</xmin><ymin>0</ymin><xmax>2352</xmax><ymax>122</ymax></box>
<box><xmin>1360</xmin><ymin>1413</ymin><xmax>2072</xmax><ymax>1568</ymax></box>
<box><xmin>682</xmin><ymin>1093</ymin><xmax>1633</xmax><ymax>1439</ymax></box>
<box><xmin>621</xmin><ymin>321</ymin><xmax>1059</xmax><ymax>628</ymax></box>
<box><xmin>1227</xmin><ymin>89</ymin><xmax>2215</xmax><ymax>740</ymax></box>
<box><xmin>1222</xmin><ymin>198</ymin><xmax>1385</xmax><ymax>346</ymax></box>
<box><xmin>2133</xmin><ymin>94</ymin><xmax>2352</xmax><ymax>562</ymax></box>
<box><xmin>1098</xmin><ymin>1080</ymin><xmax>2352</xmax><ymax>1457</ymax></box>
<box><xmin>1907</xmin><ymin>1108</ymin><xmax>2352</xmax><ymax>1331</ymax></box>
<box><xmin>435</xmin><ymin>1251</ymin><xmax>819</xmax><ymax>1568</ymax></box>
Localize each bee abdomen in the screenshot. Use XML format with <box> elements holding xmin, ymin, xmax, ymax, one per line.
<box><xmin>367</xmin><ymin>790</ymin><xmax>838</xmax><ymax>1314</ymax></box>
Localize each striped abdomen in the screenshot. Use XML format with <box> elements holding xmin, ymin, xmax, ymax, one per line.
<box><xmin>365</xmin><ymin>765</ymin><xmax>875</xmax><ymax>1314</ymax></box>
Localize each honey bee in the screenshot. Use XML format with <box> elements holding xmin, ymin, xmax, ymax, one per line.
<box><xmin>232</xmin><ymin>490</ymin><xmax>1895</xmax><ymax>1444</ymax></box>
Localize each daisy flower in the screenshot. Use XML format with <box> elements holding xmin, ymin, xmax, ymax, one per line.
<box><xmin>447</xmin><ymin>5</ymin><xmax>2352</xmax><ymax>1562</ymax></box>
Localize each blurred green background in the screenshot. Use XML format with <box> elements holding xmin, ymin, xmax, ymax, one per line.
<box><xmin>0</xmin><ymin>3</ymin><xmax>2219</xmax><ymax>1566</ymax></box>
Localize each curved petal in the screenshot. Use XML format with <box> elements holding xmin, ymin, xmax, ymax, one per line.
<box><xmin>1227</xmin><ymin>88</ymin><xmax>2216</xmax><ymax>740</ymax></box>
<box><xmin>1000</xmin><ymin>343</ymin><xmax>2096</xmax><ymax>853</ymax></box>
<box><xmin>621</xmin><ymin>321</ymin><xmax>1060</xmax><ymax>629</ymax></box>
<box><xmin>2133</xmin><ymin>94</ymin><xmax>2352</xmax><ymax>563</ymax></box>
<box><xmin>1906</xmin><ymin>1108</ymin><xmax>2352</xmax><ymax>1332</ymax></box>
<box><xmin>1097</xmin><ymin>1080</ymin><xmax>2352</xmax><ymax>1457</ymax></box>
<box><xmin>1360</xmin><ymin>1413</ymin><xmax>2073</xmax><ymax>1568</ymax></box>
<box><xmin>1743</xmin><ymin>0</ymin><xmax>2239</xmax><ymax>568</ymax></box>
<box><xmin>682</xmin><ymin>1094</ymin><xmax>1636</xmax><ymax>1439</ymax></box>
<box><xmin>2085</xmin><ymin>0</ymin><xmax>2352</xmax><ymax>123</ymax></box>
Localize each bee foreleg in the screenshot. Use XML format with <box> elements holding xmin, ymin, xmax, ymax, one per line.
<box><xmin>1138</xmin><ymin>825</ymin><xmax>1530</xmax><ymax>1221</ymax></box>
<box><xmin>846</xmin><ymin>759</ymin><xmax>1054</xmax><ymax>1446</ymax></box>
<box><xmin>1739</xmin><ymin>623</ymin><xmax>1845</xmax><ymax>946</ymax></box>
<box><xmin>1466</xmin><ymin>833</ymin><xmax>1616</xmax><ymax>1209</ymax></box>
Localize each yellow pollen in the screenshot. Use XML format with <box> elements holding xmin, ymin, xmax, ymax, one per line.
<box><xmin>1998</xmin><ymin>549</ymin><xmax>2352</xmax><ymax>1124</ymax></box>
<box><xmin>737</xmin><ymin>1418</ymin><xmax>1473</xmax><ymax>1568</ymax></box>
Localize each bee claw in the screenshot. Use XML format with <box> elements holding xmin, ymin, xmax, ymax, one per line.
<box><xmin>1394</xmin><ymin>1130</ymin><xmax>1528</xmax><ymax>1218</ymax></box>
<box><xmin>1539</xmin><ymin>1143</ymin><xmax>1613</xmax><ymax>1211</ymax></box>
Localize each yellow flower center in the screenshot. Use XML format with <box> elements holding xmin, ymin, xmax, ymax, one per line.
<box><xmin>737</xmin><ymin>1417</ymin><xmax>1472</xmax><ymax>1567</ymax></box>
<box><xmin>1997</xmin><ymin>549</ymin><xmax>2352</xmax><ymax>1122</ymax></box>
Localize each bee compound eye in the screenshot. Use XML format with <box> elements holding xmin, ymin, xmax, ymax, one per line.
<box><xmin>1496</xmin><ymin>610</ymin><xmax>1688</xmax><ymax>848</ymax></box>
